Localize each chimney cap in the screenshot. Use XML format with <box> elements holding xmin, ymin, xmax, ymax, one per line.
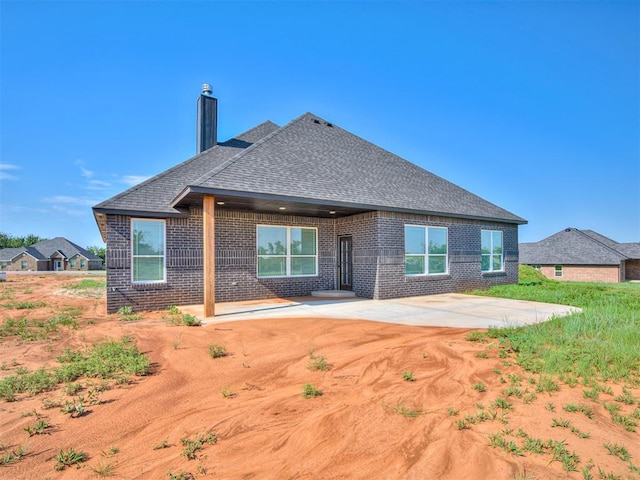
<box><xmin>202</xmin><ymin>83</ymin><xmax>213</xmax><ymax>96</ymax></box>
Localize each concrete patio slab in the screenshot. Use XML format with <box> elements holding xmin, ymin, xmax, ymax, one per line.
<box><xmin>181</xmin><ymin>293</ymin><xmax>580</xmax><ymax>329</ymax></box>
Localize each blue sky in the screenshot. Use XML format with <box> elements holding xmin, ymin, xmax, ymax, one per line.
<box><xmin>1</xmin><ymin>1</ymin><xmax>638</xmax><ymax>248</ymax></box>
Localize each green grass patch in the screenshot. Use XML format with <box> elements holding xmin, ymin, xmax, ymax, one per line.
<box><xmin>474</xmin><ymin>266</ymin><xmax>640</xmax><ymax>383</ymax></box>
<box><xmin>0</xmin><ymin>336</ymin><xmax>150</xmax><ymax>401</ymax></box>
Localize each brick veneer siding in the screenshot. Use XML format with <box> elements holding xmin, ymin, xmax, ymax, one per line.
<box><xmin>536</xmin><ymin>265</ymin><xmax>622</xmax><ymax>283</ymax></box>
<box><xmin>624</xmin><ymin>260</ymin><xmax>640</xmax><ymax>281</ymax></box>
<box><xmin>104</xmin><ymin>208</ymin><xmax>520</xmax><ymax>313</ymax></box>
<box><xmin>2</xmin><ymin>253</ymin><xmax>45</xmax><ymax>271</ymax></box>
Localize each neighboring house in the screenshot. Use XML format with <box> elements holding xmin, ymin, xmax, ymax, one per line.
<box><xmin>93</xmin><ymin>85</ymin><xmax>526</xmax><ymax>315</ymax></box>
<box><xmin>519</xmin><ymin>228</ymin><xmax>640</xmax><ymax>283</ymax></box>
<box><xmin>0</xmin><ymin>237</ymin><xmax>104</xmax><ymax>272</ymax></box>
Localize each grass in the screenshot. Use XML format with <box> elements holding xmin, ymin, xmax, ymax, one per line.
<box><xmin>0</xmin><ymin>336</ymin><xmax>150</xmax><ymax>401</ymax></box>
<box><xmin>0</xmin><ymin>312</ymin><xmax>80</xmax><ymax>341</ymax></box>
<box><xmin>163</xmin><ymin>306</ymin><xmax>202</xmax><ymax>326</ymax></box>
<box><xmin>1</xmin><ymin>445</ymin><xmax>28</xmax><ymax>465</ymax></box>
<box><xmin>474</xmin><ymin>266</ymin><xmax>640</xmax><ymax>384</ymax></box>
<box><xmin>402</xmin><ymin>370</ymin><xmax>416</xmax><ymax>382</ymax></box>
<box><xmin>603</xmin><ymin>442</ymin><xmax>631</xmax><ymax>462</ymax></box>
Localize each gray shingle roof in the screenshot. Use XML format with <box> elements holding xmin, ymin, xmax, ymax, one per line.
<box><xmin>94</xmin><ymin>112</ymin><xmax>525</xmax><ymax>236</ymax></box>
<box><xmin>93</xmin><ymin>121</ymin><xmax>280</xmax><ymax>215</ymax></box>
<box><xmin>0</xmin><ymin>237</ymin><xmax>102</xmax><ymax>262</ymax></box>
<box><xmin>519</xmin><ymin>228</ymin><xmax>638</xmax><ymax>265</ymax></box>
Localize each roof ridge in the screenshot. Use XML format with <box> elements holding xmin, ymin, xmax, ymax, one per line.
<box><xmin>573</xmin><ymin>228</ymin><xmax>628</xmax><ymax>259</ymax></box>
<box><xmin>191</xmin><ymin>113</ymin><xmax>315</xmax><ymax>186</ymax></box>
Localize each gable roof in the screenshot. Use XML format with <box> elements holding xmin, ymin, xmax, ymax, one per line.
<box><xmin>519</xmin><ymin>228</ymin><xmax>638</xmax><ymax>265</ymax></box>
<box><xmin>94</xmin><ymin>112</ymin><xmax>525</xmax><ymax>239</ymax></box>
<box><xmin>0</xmin><ymin>237</ymin><xmax>102</xmax><ymax>262</ymax></box>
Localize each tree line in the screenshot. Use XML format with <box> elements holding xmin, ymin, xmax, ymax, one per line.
<box><xmin>0</xmin><ymin>233</ymin><xmax>106</xmax><ymax>261</ymax></box>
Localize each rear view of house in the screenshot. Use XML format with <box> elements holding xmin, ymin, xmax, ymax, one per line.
<box><xmin>93</xmin><ymin>85</ymin><xmax>526</xmax><ymax>314</ymax></box>
<box><xmin>0</xmin><ymin>237</ymin><xmax>103</xmax><ymax>272</ymax></box>
<box><xmin>520</xmin><ymin>228</ymin><xmax>640</xmax><ymax>282</ymax></box>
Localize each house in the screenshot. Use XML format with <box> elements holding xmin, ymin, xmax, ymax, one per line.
<box><xmin>0</xmin><ymin>237</ymin><xmax>103</xmax><ymax>272</ymax></box>
<box><xmin>519</xmin><ymin>228</ymin><xmax>640</xmax><ymax>283</ymax></box>
<box><xmin>93</xmin><ymin>85</ymin><xmax>526</xmax><ymax>315</ymax></box>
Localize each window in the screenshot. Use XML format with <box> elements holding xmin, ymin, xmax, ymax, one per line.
<box><xmin>132</xmin><ymin>219</ymin><xmax>165</xmax><ymax>283</ymax></box>
<box><xmin>80</xmin><ymin>259</ymin><xmax>86</xmax><ymax>268</ymax></box>
<box><xmin>257</xmin><ymin>226</ymin><xmax>317</xmax><ymax>277</ymax></box>
<box><xmin>481</xmin><ymin>230</ymin><xmax>503</xmax><ymax>272</ymax></box>
<box><xmin>21</xmin><ymin>261</ymin><xmax>27</xmax><ymax>270</ymax></box>
<box><xmin>1</xmin><ymin>263</ymin><xmax>6</xmax><ymax>270</ymax></box>
<box><xmin>555</xmin><ymin>265</ymin><xmax>563</xmax><ymax>277</ymax></box>
<box><xmin>404</xmin><ymin>225</ymin><xmax>448</xmax><ymax>275</ymax></box>
<box><xmin>70</xmin><ymin>258</ymin><xmax>76</xmax><ymax>268</ymax></box>
<box><xmin>532</xmin><ymin>265</ymin><xmax>541</xmax><ymax>271</ymax></box>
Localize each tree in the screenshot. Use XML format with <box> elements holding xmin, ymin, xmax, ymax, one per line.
<box><xmin>0</xmin><ymin>232</ymin><xmax>47</xmax><ymax>248</ymax></box>
<box><xmin>86</xmin><ymin>245</ymin><xmax>106</xmax><ymax>261</ymax></box>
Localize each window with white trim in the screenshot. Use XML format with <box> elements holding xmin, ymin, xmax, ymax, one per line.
<box><xmin>481</xmin><ymin>230</ymin><xmax>503</xmax><ymax>272</ymax></box>
<box><xmin>132</xmin><ymin>219</ymin><xmax>166</xmax><ymax>283</ymax></box>
<box><xmin>257</xmin><ymin>226</ymin><xmax>317</xmax><ymax>277</ymax></box>
<box><xmin>21</xmin><ymin>261</ymin><xmax>27</xmax><ymax>270</ymax></box>
<box><xmin>70</xmin><ymin>258</ymin><xmax>76</xmax><ymax>268</ymax></box>
<box><xmin>80</xmin><ymin>259</ymin><xmax>86</xmax><ymax>268</ymax></box>
<box><xmin>404</xmin><ymin>225</ymin><xmax>448</xmax><ymax>275</ymax></box>
<box><xmin>554</xmin><ymin>265</ymin><xmax>563</xmax><ymax>277</ymax></box>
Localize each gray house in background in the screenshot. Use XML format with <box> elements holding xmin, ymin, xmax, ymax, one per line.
<box><xmin>0</xmin><ymin>237</ymin><xmax>103</xmax><ymax>272</ymax></box>
<box><xmin>93</xmin><ymin>85</ymin><xmax>526</xmax><ymax>315</ymax></box>
<box><xmin>520</xmin><ymin>228</ymin><xmax>640</xmax><ymax>283</ymax></box>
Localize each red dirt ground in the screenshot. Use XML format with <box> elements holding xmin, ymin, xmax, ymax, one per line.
<box><xmin>0</xmin><ymin>274</ymin><xmax>638</xmax><ymax>479</ymax></box>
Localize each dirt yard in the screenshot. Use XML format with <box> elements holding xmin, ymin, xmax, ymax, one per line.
<box><xmin>0</xmin><ymin>274</ymin><xmax>638</xmax><ymax>479</ymax></box>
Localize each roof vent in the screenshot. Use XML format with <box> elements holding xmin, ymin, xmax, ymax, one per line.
<box><xmin>326</xmin><ymin>122</ymin><xmax>333</xmax><ymax>127</ymax></box>
<box><xmin>313</xmin><ymin>119</ymin><xmax>320</xmax><ymax>124</ymax></box>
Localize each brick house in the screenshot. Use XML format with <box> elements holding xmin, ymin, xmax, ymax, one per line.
<box><xmin>0</xmin><ymin>237</ymin><xmax>103</xmax><ymax>272</ymax></box>
<box><xmin>93</xmin><ymin>85</ymin><xmax>526</xmax><ymax>315</ymax></box>
<box><xmin>519</xmin><ymin>228</ymin><xmax>640</xmax><ymax>283</ymax></box>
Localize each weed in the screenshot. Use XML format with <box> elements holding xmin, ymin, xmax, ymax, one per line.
<box><xmin>4</xmin><ymin>301</ymin><xmax>46</xmax><ymax>309</ymax></box>
<box><xmin>492</xmin><ymin>367</ymin><xmax>501</xmax><ymax>375</ymax></box>
<box><xmin>570</xmin><ymin>426</ymin><xmax>590</xmax><ymax>439</ymax></box>
<box><xmin>471</xmin><ymin>382</ymin><xmax>486</xmax><ymax>392</ymax></box>
<box><xmin>220</xmin><ymin>387</ymin><xmax>235</xmax><ymax>398</ymax></box>
<box><xmin>501</xmin><ymin>386</ymin><xmax>523</xmax><ymax>398</ymax></box>
<box><xmin>492</xmin><ymin>397</ymin><xmax>513</xmax><ymax>410</ymax></box>
<box><xmin>181</xmin><ymin>314</ymin><xmax>201</xmax><ymax>326</ymax></box>
<box><xmin>614</xmin><ymin>387</ymin><xmax>636</xmax><ymax>405</ymax></box>
<box><xmin>101</xmin><ymin>446</ymin><xmax>119</xmax><ymax>457</ymax></box>
<box><xmin>447</xmin><ymin>407</ymin><xmax>458</xmax><ymax>416</ymax></box>
<box><xmin>168</xmin><ymin>471</ymin><xmax>195</xmax><ymax>480</ymax></box>
<box><xmin>402</xmin><ymin>371</ymin><xmax>416</xmax><ymax>382</ymax></box>
<box><xmin>180</xmin><ymin>432</ymin><xmax>217</xmax><ymax>460</ymax></box>
<box><xmin>61</xmin><ymin>397</ymin><xmax>85</xmax><ymax>417</ymax></box>
<box><xmin>302</xmin><ymin>383</ymin><xmax>322</xmax><ymax>399</ymax></box>
<box><xmin>90</xmin><ymin>460</ymin><xmax>116</xmax><ymax>477</ymax></box>
<box><xmin>536</xmin><ymin>375</ymin><xmax>560</xmax><ymax>394</ymax></box>
<box><xmin>516</xmin><ymin>428</ymin><xmax>528</xmax><ymax>438</ymax></box>
<box><xmin>62</xmin><ymin>382</ymin><xmax>83</xmax><ymax>396</ymax></box>
<box><xmin>523</xmin><ymin>391</ymin><xmax>537</xmax><ymax>404</ymax></box>
<box><xmin>208</xmin><ymin>344</ymin><xmax>228</xmax><ymax>358</ymax></box>
<box><xmin>308</xmin><ymin>351</ymin><xmax>331</xmax><ymax>371</ymax></box>
<box><xmin>466</xmin><ymin>331</ymin><xmax>486</xmax><ymax>342</ymax></box>
<box><xmin>1</xmin><ymin>445</ymin><xmax>28</xmax><ymax>465</ymax></box>
<box><xmin>153</xmin><ymin>440</ymin><xmax>170</xmax><ymax>450</ymax></box>
<box><xmin>597</xmin><ymin>467</ymin><xmax>621</xmax><ymax>480</ymax></box>
<box><xmin>551</xmin><ymin>417</ymin><xmax>571</xmax><ymax>428</ymax></box>
<box><xmin>53</xmin><ymin>447</ymin><xmax>87</xmax><ymax>470</ymax></box>
<box><xmin>24</xmin><ymin>419</ymin><xmax>51</xmax><ymax>436</ymax></box>
<box><xmin>456</xmin><ymin>419</ymin><xmax>470</xmax><ymax>430</ymax></box>
<box><xmin>475</xmin><ymin>352</ymin><xmax>489</xmax><ymax>359</ymax></box>
<box><xmin>583</xmin><ymin>388</ymin><xmax>600</xmax><ymax>401</ymax></box>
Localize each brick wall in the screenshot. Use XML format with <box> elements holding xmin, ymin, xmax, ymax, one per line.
<box><xmin>624</xmin><ymin>260</ymin><xmax>640</xmax><ymax>281</ymax></box>
<box><xmin>105</xmin><ymin>208</ymin><xmax>520</xmax><ymax>313</ymax></box>
<box><xmin>537</xmin><ymin>265</ymin><xmax>621</xmax><ymax>283</ymax></box>
<box><xmin>1</xmin><ymin>253</ymin><xmax>43</xmax><ymax>271</ymax></box>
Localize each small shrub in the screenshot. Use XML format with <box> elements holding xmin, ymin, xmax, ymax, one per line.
<box><xmin>182</xmin><ymin>314</ymin><xmax>201</xmax><ymax>326</ymax></box>
<box><xmin>208</xmin><ymin>344</ymin><xmax>228</xmax><ymax>359</ymax></box>
<box><xmin>24</xmin><ymin>419</ymin><xmax>50</xmax><ymax>436</ymax></box>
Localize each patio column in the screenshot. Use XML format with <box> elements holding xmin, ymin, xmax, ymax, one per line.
<box><xmin>203</xmin><ymin>195</ymin><xmax>215</xmax><ymax>317</ymax></box>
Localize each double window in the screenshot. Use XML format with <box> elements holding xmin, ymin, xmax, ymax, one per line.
<box><xmin>404</xmin><ymin>225</ymin><xmax>448</xmax><ymax>275</ymax></box>
<box><xmin>555</xmin><ymin>265</ymin><xmax>563</xmax><ymax>277</ymax></box>
<box><xmin>132</xmin><ymin>219</ymin><xmax>165</xmax><ymax>283</ymax></box>
<box><xmin>257</xmin><ymin>226</ymin><xmax>317</xmax><ymax>277</ymax></box>
<box><xmin>481</xmin><ymin>230</ymin><xmax>503</xmax><ymax>272</ymax></box>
